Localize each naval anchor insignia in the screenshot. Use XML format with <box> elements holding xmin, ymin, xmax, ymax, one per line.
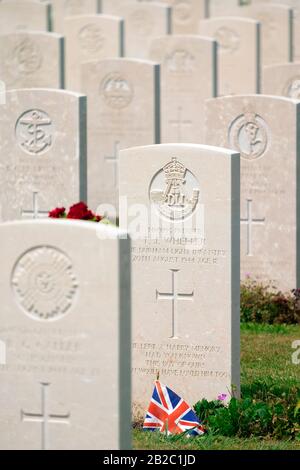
<box><xmin>150</xmin><ymin>157</ymin><xmax>200</xmax><ymax>221</ymax></box>
<box><xmin>16</xmin><ymin>109</ymin><xmax>53</xmax><ymax>155</ymax></box>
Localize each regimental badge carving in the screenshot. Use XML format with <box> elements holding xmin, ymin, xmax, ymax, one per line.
<box><xmin>150</xmin><ymin>157</ymin><xmax>200</xmax><ymax>221</ymax></box>
<box><xmin>173</xmin><ymin>0</ymin><xmax>192</xmax><ymax>24</ymax></box>
<box><xmin>101</xmin><ymin>73</ymin><xmax>133</xmax><ymax>109</ymax></box>
<box><xmin>78</xmin><ymin>24</ymin><xmax>104</xmax><ymax>54</ymax></box>
<box><xmin>11</xmin><ymin>246</ymin><xmax>78</xmax><ymax>321</ymax></box>
<box><xmin>15</xmin><ymin>109</ymin><xmax>53</xmax><ymax>155</ymax></box>
<box><xmin>284</xmin><ymin>77</ymin><xmax>300</xmax><ymax>99</ymax></box>
<box><xmin>229</xmin><ymin>112</ymin><xmax>269</xmax><ymax>161</ymax></box>
<box><xmin>165</xmin><ymin>49</ymin><xmax>195</xmax><ymax>73</ymax></box>
<box><xmin>129</xmin><ymin>10</ymin><xmax>154</xmax><ymax>36</ymax></box>
<box><xmin>5</xmin><ymin>37</ymin><xmax>42</xmax><ymax>84</ymax></box>
<box><xmin>215</xmin><ymin>27</ymin><xmax>240</xmax><ymax>53</ymax></box>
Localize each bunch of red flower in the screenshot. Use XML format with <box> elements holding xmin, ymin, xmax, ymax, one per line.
<box><xmin>49</xmin><ymin>202</ymin><xmax>103</xmax><ymax>222</ymax></box>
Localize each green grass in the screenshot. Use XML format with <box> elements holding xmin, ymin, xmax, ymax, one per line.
<box><xmin>133</xmin><ymin>324</ymin><xmax>300</xmax><ymax>450</ymax></box>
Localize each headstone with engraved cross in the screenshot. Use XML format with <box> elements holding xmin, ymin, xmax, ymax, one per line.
<box><xmin>205</xmin><ymin>95</ymin><xmax>300</xmax><ymax>291</ymax></box>
<box><xmin>0</xmin><ymin>89</ymin><xmax>87</xmax><ymax>222</ymax></box>
<box><xmin>149</xmin><ymin>35</ymin><xmax>217</xmax><ymax>144</ymax></box>
<box><xmin>120</xmin><ymin>143</ymin><xmax>240</xmax><ymax>418</ymax></box>
<box><xmin>81</xmin><ymin>58</ymin><xmax>160</xmax><ymax>212</ymax></box>
<box><xmin>0</xmin><ymin>220</ymin><xmax>131</xmax><ymax>449</ymax></box>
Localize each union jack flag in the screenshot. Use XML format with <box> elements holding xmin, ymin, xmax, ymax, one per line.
<box><xmin>143</xmin><ymin>381</ymin><xmax>205</xmax><ymax>436</ymax></box>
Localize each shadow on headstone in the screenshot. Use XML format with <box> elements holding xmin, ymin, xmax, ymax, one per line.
<box><xmin>0</xmin><ymin>340</ymin><xmax>6</xmax><ymax>365</ymax></box>
<box><xmin>0</xmin><ymin>80</ymin><xmax>6</xmax><ymax>105</ymax></box>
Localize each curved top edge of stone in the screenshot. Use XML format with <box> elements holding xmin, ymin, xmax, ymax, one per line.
<box><xmin>120</xmin><ymin>143</ymin><xmax>239</xmax><ymax>157</ymax></box>
<box><xmin>0</xmin><ymin>220</ymin><xmax>129</xmax><ymax>239</ymax></box>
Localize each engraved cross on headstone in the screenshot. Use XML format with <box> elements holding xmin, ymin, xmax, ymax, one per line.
<box><xmin>170</xmin><ymin>106</ymin><xmax>192</xmax><ymax>142</ymax></box>
<box><xmin>156</xmin><ymin>269</ymin><xmax>194</xmax><ymax>339</ymax></box>
<box><xmin>241</xmin><ymin>199</ymin><xmax>265</xmax><ymax>257</ymax></box>
<box><xmin>21</xmin><ymin>382</ymin><xmax>70</xmax><ymax>451</ymax></box>
<box><xmin>104</xmin><ymin>141</ymin><xmax>120</xmax><ymax>189</ymax></box>
<box><xmin>21</xmin><ymin>191</ymin><xmax>49</xmax><ymax>219</ymax></box>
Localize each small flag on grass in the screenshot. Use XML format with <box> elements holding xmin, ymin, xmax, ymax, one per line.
<box><xmin>143</xmin><ymin>380</ymin><xmax>205</xmax><ymax>436</ymax></box>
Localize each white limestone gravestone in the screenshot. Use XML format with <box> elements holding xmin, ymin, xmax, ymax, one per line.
<box><xmin>205</xmin><ymin>95</ymin><xmax>300</xmax><ymax>291</ymax></box>
<box><xmin>0</xmin><ymin>89</ymin><xmax>87</xmax><ymax>222</ymax></box>
<box><xmin>102</xmin><ymin>1</ymin><xmax>172</xmax><ymax>59</ymax></box>
<box><xmin>119</xmin><ymin>143</ymin><xmax>240</xmax><ymax>418</ymax></box>
<box><xmin>263</xmin><ymin>62</ymin><xmax>300</xmax><ymax>98</ymax></box>
<box><xmin>0</xmin><ymin>0</ymin><xmax>51</xmax><ymax>33</ymax></box>
<box><xmin>149</xmin><ymin>35</ymin><xmax>217</xmax><ymax>143</ymax></box>
<box><xmin>65</xmin><ymin>14</ymin><xmax>124</xmax><ymax>92</ymax></box>
<box><xmin>0</xmin><ymin>220</ymin><xmax>131</xmax><ymax>450</ymax></box>
<box><xmin>81</xmin><ymin>58</ymin><xmax>160</xmax><ymax>213</ymax></box>
<box><xmin>50</xmin><ymin>0</ymin><xmax>99</xmax><ymax>33</ymax></box>
<box><xmin>198</xmin><ymin>17</ymin><xmax>261</xmax><ymax>95</ymax></box>
<box><xmin>0</xmin><ymin>31</ymin><xmax>64</xmax><ymax>90</ymax></box>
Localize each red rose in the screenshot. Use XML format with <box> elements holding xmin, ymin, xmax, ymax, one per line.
<box><xmin>48</xmin><ymin>207</ymin><xmax>66</xmax><ymax>218</ymax></box>
<box><xmin>67</xmin><ymin>202</ymin><xmax>95</xmax><ymax>220</ymax></box>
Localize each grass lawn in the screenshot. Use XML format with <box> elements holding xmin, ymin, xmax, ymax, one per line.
<box><xmin>133</xmin><ymin>323</ymin><xmax>300</xmax><ymax>450</ymax></box>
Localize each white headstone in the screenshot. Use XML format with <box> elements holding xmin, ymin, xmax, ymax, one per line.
<box><xmin>50</xmin><ymin>0</ymin><xmax>99</xmax><ymax>33</ymax></box>
<box><xmin>221</xmin><ymin>3</ymin><xmax>293</xmax><ymax>66</ymax></box>
<box><xmin>263</xmin><ymin>62</ymin><xmax>300</xmax><ymax>98</ymax></box>
<box><xmin>65</xmin><ymin>14</ymin><xmax>124</xmax><ymax>92</ymax></box>
<box><xmin>0</xmin><ymin>89</ymin><xmax>87</xmax><ymax>222</ymax></box>
<box><xmin>0</xmin><ymin>0</ymin><xmax>51</xmax><ymax>33</ymax></box>
<box><xmin>160</xmin><ymin>0</ymin><xmax>208</xmax><ymax>34</ymax></box>
<box><xmin>208</xmin><ymin>0</ymin><xmax>241</xmax><ymax>16</ymax></box>
<box><xmin>252</xmin><ymin>0</ymin><xmax>300</xmax><ymax>62</ymax></box>
<box><xmin>0</xmin><ymin>31</ymin><xmax>64</xmax><ymax>90</ymax></box>
<box><xmin>120</xmin><ymin>143</ymin><xmax>240</xmax><ymax>418</ymax></box>
<box><xmin>82</xmin><ymin>58</ymin><xmax>160</xmax><ymax>212</ymax></box>
<box><xmin>205</xmin><ymin>95</ymin><xmax>300</xmax><ymax>291</ymax></box>
<box><xmin>102</xmin><ymin>1</ymin><xmax>172</xmax><ymax>59</ymax></box>
<box><xmin>198</xmin><ymin>17</ymin><xmax>261</xmax><ymax>95</ymax></box>
<box><xmin>0</xmin><ymin>220</ymin><xmax>131</xmax><ymax>450</ymax></box>
<box><xmin>149</xmin><ymin>35</ymin><xmax>217</xmax><ymax>143</ymax></box>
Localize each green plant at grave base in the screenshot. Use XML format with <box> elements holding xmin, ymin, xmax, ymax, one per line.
<box><xmin>240</xmin><ymin>279</ymin><xmax>300</xmax><ymax>325</ymax></box>
<box><xmin>133</xmin><ymin>325</ymin><xmax>300</xmax><ymax>450</ymax></box>
<box><xmin>194</xmin><ymin>396</ymin><xmax>300</xmax><ymax>440</ymax></box>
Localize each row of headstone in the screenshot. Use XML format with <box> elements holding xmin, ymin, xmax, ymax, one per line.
<box><xmin>1</xmin><ymin>83</ymin><xmax>299</xmax><ymax>291</ymax></box>
<box><xmin>0</xmin><ymin>9</ymin><xmax>297</xmax><ymax>95</ymax></box>
<box><xmin>0</xmin><ymin>138</ymin><xmax>241</xmax><ymax>448</ymax></box>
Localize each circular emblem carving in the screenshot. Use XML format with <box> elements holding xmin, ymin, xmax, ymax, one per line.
<box><xmin>78</xmin><ymin>24</ymin><xmax>104</xmax><ymax>54</ymax></box>
<box><xmin>150</xmin><ymin>157</ymin><xmax>200</xmax><ymax>222</ymax></box>
<box><xmin>15</xmin><ymin>109</ymin><xmax>54</xmax><ymax>155</ymax></box>
<box><xmin>11</xmin><ymin>247</ymin><xmax>78</xmax><ymax>321</ymax></box>
<box><xmin>284</xmin><ymin>77</ymin><xmax>300</xmax><ymax>99</ymax></box>
<box><xmin>215</xmin><ymin>27</ymin><xmax>240</xmax><ymax>53</ymax></box>
<box><xmin>5</xmin><ymin>37</ymin><xmax>42</xmax><ymax>85</ymax></box>
<box><xmin>173</xmin><ymin>0</ymin><xmax>192</xmax><ymax>24</ymax></box>
<box><xmin>101</xmin><ymin>73</ymin><xmax>134</xmax><ymax>109</ymax></box>
<box><xmin>165</xmin><ymin>49</ymin><xmax>195</xmax><ymax>73</ymax></box>
<box><xmin>228</xmin><ymin>113</ymin><xmax>269</xmax><ymax>161</ymax></box>
<box><xmin>129</xmin><ymin>10</ymin><xmax>154</xmax><ymax>36</ymax></box>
